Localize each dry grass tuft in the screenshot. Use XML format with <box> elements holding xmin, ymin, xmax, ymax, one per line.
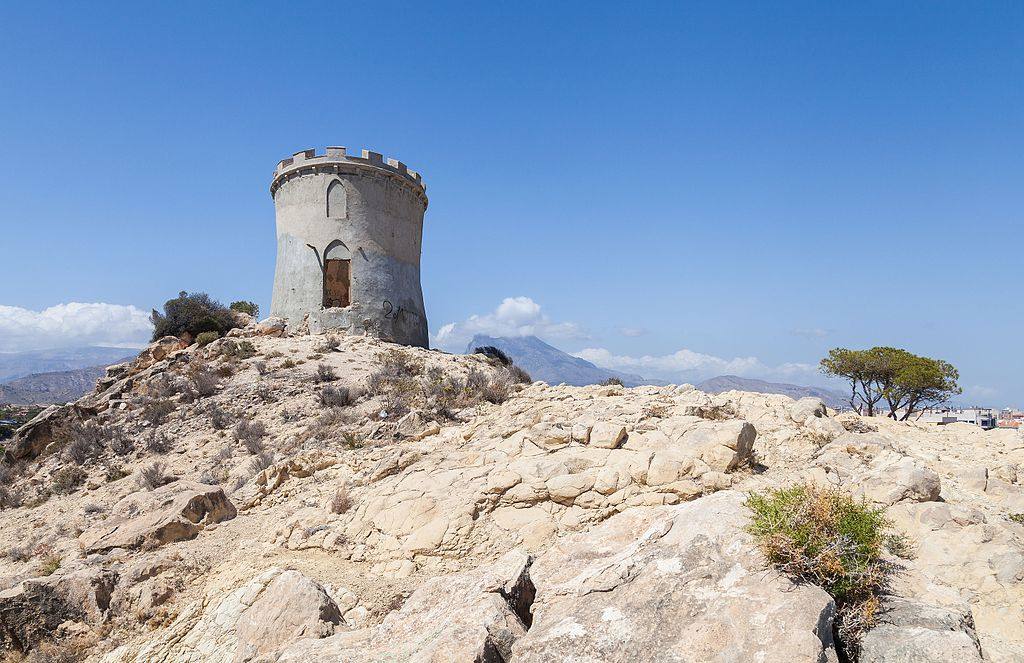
<box><xmin>137</xmin><ymin>461</ymin><xmax>171</xmax><ymax>490</ymax></box>
<box><xmin>330</xmin><ymin>484</ymin><xmax>353</xmax><ymax>514</ymax></box>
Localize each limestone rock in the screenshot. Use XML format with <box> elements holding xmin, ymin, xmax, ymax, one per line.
<box><xmin>590</xmin><ymin>422</ymin><xmax>627</xmax><ymax>449</ymax></box>
<box><xmin>256</xmin><ymin>316</ymin><xmax>288</xmax><ymax>337</ymax></box>
<box><xmin>79</xmin><ymin>481</ymin><xmax>236</xmax><ymax>553</ymax></box>
<box><xmin>101</xmin><ymin>568</ymin><xmax>341</xmax><ymax>662</ymax></box>
<box><xmin>679</xmin><ymin>420</ymin><xmax>756</xmax><ymax>472</ymax></box>
<box><xmin>1</xmin><ymin>404</ymin><xmax>78</xmax><ymax>462</ymax></box>
<box><xmin>513</xmin><ymin>491</ymin><xmax>838</xmax><ymax>662</ymax></box>
<box><xmin>276</xmin><ymin>551</ymin><xmax>533</xmax><ymax>662</ymax></box>
<box><xmin>0</xmin><ymin>567</ymin><xmax>117</xmax><ymax>651</ymax></box>
<box><xmin>790</xmin><ymin>397</ymin><xmax>828</xmax><ymax>424</ymax></box>
<box><xmin>859</xmin><ymin>598</ymin><xmax>983</xmax><ymax>663</ymax></box>
<box><xmin>133</xmin><ymin>336</ymin><xmax>187</xmax><ymax>370</ymax></box>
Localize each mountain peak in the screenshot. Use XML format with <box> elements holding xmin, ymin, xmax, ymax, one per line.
<box><xmin>465</xmin><ymin>334</ymin><xmax>662</xmax><ymax>387</ymax></box>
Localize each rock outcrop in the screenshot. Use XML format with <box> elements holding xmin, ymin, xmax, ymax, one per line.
<box><xmin>79</xmin><ymin>482</ymin><xmax>236</xmax><ymax>553</ymax></box>
<box><xmin>0</xmin><ymin>331</ymin><xmax>1020</xmax><ymax>661</ymax></box>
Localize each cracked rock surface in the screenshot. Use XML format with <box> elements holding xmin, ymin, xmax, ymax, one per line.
<box><xmin>0</xmin><ymin>330</ymin><xmax>1022</xmax><ymax>661</ymax></box>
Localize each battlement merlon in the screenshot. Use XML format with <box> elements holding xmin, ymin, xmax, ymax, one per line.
<box><xmin>270</xmin><ymin>147</ymin><xmax>427</xmax><ymax>205</ymax></box>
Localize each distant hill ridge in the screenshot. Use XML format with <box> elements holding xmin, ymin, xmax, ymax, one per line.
<box><xmin>463</xmin><ymin>336</ymin><xmax>846</xmax><ymax>408</ymax></box>
<box><xmin>465</xmin><ymin>335</ymin><xmax>664</xmax><ymax>387</ymax></box>
<box><xmin>0</xmin><ymin>348</ymin><xmax>136</xmax><ymax>405</ymax></box>
<box><xmin>0</xmin><ymin>346</ymin><xmax>137</xmax><ymax>382</ymax></box>
<box><xmin>696</xmin><ymin>375</ymin><xmax>847</xmax><ymax>409</ymax></box>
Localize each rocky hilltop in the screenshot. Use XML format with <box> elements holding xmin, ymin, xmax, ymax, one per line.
<box><xmin>0</xmin><ymin>321</ymin><xmax>1022</xmax><ymax>662</ymax></box>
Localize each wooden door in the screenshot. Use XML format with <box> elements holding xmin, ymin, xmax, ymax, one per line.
<box><xmin>323</xmin><ymin>259</ymin><xmax>351</xmax><ymax>308</ymax></box>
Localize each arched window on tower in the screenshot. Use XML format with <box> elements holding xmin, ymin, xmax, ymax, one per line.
<box><xmin>326</xmin><ymin>180</ymin><xmax>347</xmax><ymax>218</ymax></box>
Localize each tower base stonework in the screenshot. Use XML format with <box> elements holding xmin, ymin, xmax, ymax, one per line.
<box><xmin>269</xmin><ymin>147</ymin><xmax>428</xmax><ymax>347</ymax></box>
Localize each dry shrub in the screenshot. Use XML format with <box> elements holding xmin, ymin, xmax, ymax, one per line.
<box><xmin>0</xmin><ymin>464</ymin><xmax>26</xmax><ymax>509</ymax></box>
<box><xmin>247</xmin><ymin>451</ymin><xmax>274</xmax><ymax>474</ymax></box>
<box><xmin>368</xmin><ymin>350</ymin><xmax>522</xmax><ymax>420</ymax></box>
<box><xmin>141</xmin><ymin>398</ymin><xmax>176</xmax><ymax>425</ymax></box>
<box><xmin>254</xmin><ymin>360</ymin><xmax>269</xmax><ymax>375</ymax></box>
<box><xmin>108</xmin><ymin>428</ymin><xmax>134</xmax><ymax>456</ymax></box>
<box><xmin>146</xmin><ymin>430</ymin><xmax>172</xmax><ymax>454</ymax></box>
<box><xmin>64</xmin><ymin>420</ymin><xmax>109</xmax><ymax>464</ymax></box>
<box><xmin>207</xmin><ymin>402</ymin><xmax>233</xmax><ymax>430</ymax></box>
<box><xmin>319</xmin><ymin>385</ymin><xmax>351</xmax><ymax>408</ymax></box>
<box><xmin>38</xmin><ymin>552</ymin><xmax>62</xmax><ymax>576</ymax></box>
<box><xmin>137</xmin><ymin>462</ymin><xmax>170</xmax><ymax>490</ymax></box>
<box><xmin>215</xmin><ymin>361</ymin><xmax>238</xmax><ymax>378</ymax></box>
<box><xmin>187</xmin><ymin>362</ymin><xmax>219</xmax><ymax>398</ymax></box>
<box><xmin>745</xmin><ymin>484</ymin><xmax>911</xmax><ymax>658</ymax></box>
<box><xmin>51</xmin><ymin>466</ymin><xmax>86</xmax><ymax>494</ymax></box>
<box><xmin>685</xmin><ymin>403</ymin><xmax>735</xmax><ymax>420</ymax></box>
<box><xmin>195</xmin><ymin>331</ymin><xmax>220</xmax><ymax>347</ymax></box>
<box><xmin>315</xmin><ymin>363</ymin><xmax>338</xmax><ymax>383</ymax></box>
<box><xmin>330</xmin><ymin>484</ymin><xmax>352</xmax><ymax>514</ymax></box>
<box><xmin>505</xmin><ymin>363</ymin><xmax>532</xmax><ymax>384</ymax></box>
<box><xmin>280</xmin><ymin>358</ymin><xmax>297</xmax><ymax>369</ymax></box>
<box><xmin>234</xmin><ymin>420</ymin><xmax>268</xmax><ymax>454</ymax></box>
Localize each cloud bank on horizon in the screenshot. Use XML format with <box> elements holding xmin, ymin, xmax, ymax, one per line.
<box><xmin>434</xmin><ymin>296</ymin><xmax>586</xmax><ymax>351</ymax></box>
<box><xmin>0</xmin><ymin>303</ymin><xmax>153</xmax><ymax>353</ymax></box>
<box><xmin>435</xmin><ymin>296</ymin><xmax>826</xmax><ymax>386</ymax></box>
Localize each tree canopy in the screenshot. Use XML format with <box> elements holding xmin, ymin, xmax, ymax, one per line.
<box><xmin>820</xmin><ymin>347</ymin><xmax>961</xmax><ymax>419</ymax></box>
<box><xmin>150</xmin><ymin>291</ymin><xmax>238</xmax><ymax>342</ymax></box>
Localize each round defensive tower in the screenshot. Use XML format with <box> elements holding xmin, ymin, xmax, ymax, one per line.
<box><xmin>269</xmin><ymin>147</ymin><xmax>428</xmax><ymax>347</ymax></box>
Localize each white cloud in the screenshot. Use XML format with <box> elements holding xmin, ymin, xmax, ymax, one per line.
<box><xmin>434</xmin><ymin>296</ymin><xmax>585</xmax><ymax>351</ymax></box>
<box><xmin>619</xmin><ymin>327</ymin><xmax>647</xmax><ymax>337</ymax></box>
<box><xmin>0</xmin><ymin>302</ymin><xmax>153</xmax><ymax>352</ymax></box>
<box><xmin>791</xmin><ymin>328</ymin><xmax>831</xmax><ymax>339</ymax></box>
<box><xmin>574</xmin><ymin>346</ymin><xmax>821</xmax><ymax>385</ymax></box>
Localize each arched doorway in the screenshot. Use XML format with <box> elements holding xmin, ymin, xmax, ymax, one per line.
<box><xmin>322</xmin><ymin>240</ymin><xmax>351</xmax><ymax>308</ymax></box>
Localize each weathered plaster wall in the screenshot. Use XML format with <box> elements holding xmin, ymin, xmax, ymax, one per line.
<box><xmin>269</xmin><ymin>148</ymin><xmax>428</xmax><ymax>347</ymax></box>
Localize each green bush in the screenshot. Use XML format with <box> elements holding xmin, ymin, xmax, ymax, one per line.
<box><xmin>229</xmin><ymin>300</ymin><xmax>260</xmax><ymax>318</ymax></box>
<box><xmin>150</xmin><ymin>291</ymin><xmax>238</xmax><ymax>341</ymax></box>
<box><xmin>196</xmin><ymin>331</ymin><xmax>220</xmax><ymax>347</ymax></box>
<box><xmin>746</xmin><ymin>484</ymin><xmax>909</xmax><ymax>656</ymax></box>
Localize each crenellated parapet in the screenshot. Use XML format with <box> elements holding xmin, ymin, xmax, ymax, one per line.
<box><xmin>270</xmin><ymin>147</ymin><xmax>427</xmax><ymax>205</ymax></box>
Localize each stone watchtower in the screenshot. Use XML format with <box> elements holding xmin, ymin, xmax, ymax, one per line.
<box><xmin>269</xmin><ymin>147</ymin><xmax>429</xmax><ymax>347</ymax></box>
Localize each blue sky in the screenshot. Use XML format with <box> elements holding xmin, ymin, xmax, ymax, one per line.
<box><xmin>0</xmin><ymin>2</ymin><xmax>1021</xmax><ymax>404</ymax></box>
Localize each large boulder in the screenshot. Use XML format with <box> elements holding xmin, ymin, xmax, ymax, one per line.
<box><xmin>814</xmin><ymin>434</ymin><xmax>941</xmax><ymax>505</ymax></box>
<box><xmin>859</xmin><ymin>598</ymin><xmax>983</xmax><ymax>662</ymax></box>
<box><xmin>79</xmin><ymin>482</ymin><xmax>236</xmax><ymax>553</ymax></box>
<box><xmin>256</xmin><ymin>317</ymin><xmax>288</xmax><ymax>337</ymax></box>
<box><xmin>276</xmin><ymin>551</ymin><xmax>533</xmax><ymax>662</ymax></box>
<box><xmin>678</xmin><ymin>420</ymin><xmax>757</xmax><ymax>472</ymax></box>
<box><xmin>0</xmin><ymin>567</ymin><xmax>117</xmax><ymax>652</ymax></box>
<box><xmin>1</xmin><ymin>405</ymin><xmax>79</xmax><ymax>462</ymax></box>
<box><xmin>790</xmin><ymin>397</ymin><xmax>828</xmax><ymax>424</ymax></box>
<box><xmin>512</xmin><ymin>491</ymin><xmax>839</xmax><ymax>662</ymax></box>
<box><xmin>100</xmin><ymin>568</ymin><xmax>343</xmax><ymax>662</ymax></box>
